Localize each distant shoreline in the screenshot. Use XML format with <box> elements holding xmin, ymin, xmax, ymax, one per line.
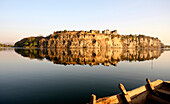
<box><xmin>0</xmin><ymin>43</ymin><xmax>14</xmax><ymax>47</ymax></box>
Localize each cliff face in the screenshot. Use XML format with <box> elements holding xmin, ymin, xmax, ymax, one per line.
<box><xmin>14</xmin><ymin>30</ymin><xmax>164</xmax><ymax>49</ymax></box>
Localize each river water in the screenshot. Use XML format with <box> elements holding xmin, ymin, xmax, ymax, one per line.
<box><xmin>0</xmin><ymin>48</ymin><xmax>170</xmax><ymax>104</ymax></box>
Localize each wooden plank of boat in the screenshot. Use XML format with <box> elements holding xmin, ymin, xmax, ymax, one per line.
<box><xmin>128</xmin><ymin>79</ymin><xmax>163</xmax><ymax>98</ymax></box>
<box><xmin>89</xmin><ymin>79</ymin><xmax>165</xmax><ymax>104</ymax></box>
<box><xmin>164</xmin><ymin>81</ymin><xmax>170</xmax><ymax>84</ymax></box>
<box><xmin>119</xmin><ymin>83</ymin><xmax>132</xmax><ymax>104</ymax></box>
<box><xmin>147</xmin><ymin>94</ymin><xmax>170</xmax><ymax>104</ymax></box>
<box><xmin>155</xmin><ymin>89</ymin><xmax>170</xmax><ymax>96</ymax></box>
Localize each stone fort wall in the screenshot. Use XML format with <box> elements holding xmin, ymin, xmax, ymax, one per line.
<box><xmin>39</xmin><ymin>30</ymin><xmax>163</xmax><ymax>49</ymax></box>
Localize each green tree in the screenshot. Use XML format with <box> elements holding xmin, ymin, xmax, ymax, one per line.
<box><xmin>64</xmin><ymin>29</ymin><xmax>67</xmax><ymax>32</ymax></box>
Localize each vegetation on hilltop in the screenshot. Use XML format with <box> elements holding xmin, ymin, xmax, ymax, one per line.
<box><xmin>14</xmin><ymin>36</ymin><xmax>43</xmax><ymax>48</ymax></box>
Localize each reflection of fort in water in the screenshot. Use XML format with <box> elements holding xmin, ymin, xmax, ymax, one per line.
<box><xmin>15</xmin><ymin>48</ymin><xmax>164</xmax><ymax>66</ymax></box>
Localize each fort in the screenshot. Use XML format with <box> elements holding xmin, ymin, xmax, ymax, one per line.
<box><xmin>14</xmin><ymin>29</ymin><xmax>164</xmax><ymax>49</ymax></box>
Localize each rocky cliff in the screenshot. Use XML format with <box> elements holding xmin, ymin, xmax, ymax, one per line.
<box><xmin>14</xmin><ymin>30</ymin><xmax>164</xmax><ymax>49</ymax></box>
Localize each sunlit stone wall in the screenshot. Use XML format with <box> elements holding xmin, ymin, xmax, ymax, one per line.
<box><xmin>38</xmin><ymin>30</ymin><xmax>163</xmax><ymax>49</ymax></box>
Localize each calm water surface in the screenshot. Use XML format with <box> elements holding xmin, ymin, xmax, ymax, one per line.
<box><xmin>0</xmin><ymin>48</ymin><xmax>170</xmax><ymax>104</ymax></box>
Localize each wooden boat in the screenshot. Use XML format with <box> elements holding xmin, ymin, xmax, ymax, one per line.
<box><xmin>89</xmin><ymin>78</ymin><xmax>170</xmax><ymax>104</ymax></box>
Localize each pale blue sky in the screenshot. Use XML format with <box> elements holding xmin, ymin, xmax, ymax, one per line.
<box><xmin>0</xmin><ymin>0</ymin><xmax>170</xmax><ymax>44</ymax></box>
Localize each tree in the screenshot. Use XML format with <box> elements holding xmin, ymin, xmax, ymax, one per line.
<box><xmin>64</xmin><ymin>29</ymin><xmax>67</xmax><ymax>32</ymax></box>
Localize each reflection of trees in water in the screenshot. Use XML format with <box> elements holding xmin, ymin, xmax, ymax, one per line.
<box><xmin>0</xmin><ymin>47</ymin><xmax>14</xmax><ymax>51</ymax></box>
<box><xmin>15</xmin><ymin>48</ymin><xmax>164</xmax><ymax>66</ymax></box>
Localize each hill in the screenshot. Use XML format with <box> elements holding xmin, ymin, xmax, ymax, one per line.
<box><xmin>14</xmin><ymin>29</ymin><xmax>164</xmax><ymax>49</ymax></box>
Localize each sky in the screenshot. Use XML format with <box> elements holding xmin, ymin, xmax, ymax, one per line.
<box><xmin>0</xmin><ymin>0</ymin><xmax>170</xmax><ymax>44</ymax></box>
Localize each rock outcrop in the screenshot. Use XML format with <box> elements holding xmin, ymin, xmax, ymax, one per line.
<box><xmin>14</xmin><ymin>30</ymin><xmax>164</xmax><ymax>49</ymax></box>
